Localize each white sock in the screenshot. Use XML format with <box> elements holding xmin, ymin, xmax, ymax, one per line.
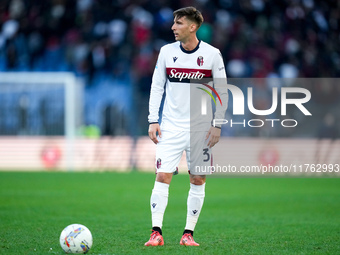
<box><xmin>150</xmin><ymin>181</ymin><xmax>169</xmax><ymax>229</ymax></box>
<box><xmin>185</xmin><ymin>183</ymin><xmax>205</xmax><ymax>231</ymax></box>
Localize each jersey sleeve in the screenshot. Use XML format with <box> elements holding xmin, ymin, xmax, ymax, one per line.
<box><xmin>148</xmin><ymin>47</ymin><xmax>166</xmax><ymax>124</ymax></box>
<box><xmin>212</xmin><ymin>50</ymin><xmax>228</xmax><ymax>126</ymax></box>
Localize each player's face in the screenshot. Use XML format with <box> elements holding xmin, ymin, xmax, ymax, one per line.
<box><xmin>171</xmin><ymin>16</ymin><xmax>195</xmax><ymax>42</ymax></box>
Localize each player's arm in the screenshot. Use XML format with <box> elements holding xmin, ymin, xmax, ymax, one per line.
<box><xmin>148</xmin><ymin>47</ymin><xmax>166</xmax><ymax>144</ymax></box>
<box><xmin>207</xmin><ymin>50</ymin><xmax>228</xmax><ymax>148</ymax></box>
<box><xmin>212</xmin><ymin>50</ymin><xmax>228</xmax><ymax>124</ymax></box>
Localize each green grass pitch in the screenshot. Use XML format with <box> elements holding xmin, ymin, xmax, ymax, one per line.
<box><xmin>0</xmin><ymin>171</ymin><xmax>339</xmax><ymax>254</ymax></box>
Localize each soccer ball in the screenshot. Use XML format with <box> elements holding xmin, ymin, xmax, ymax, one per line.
<box><xmin>59</xmin><ymin>224</ymin><xmax>93</xmax><ymax>254</ymax></box>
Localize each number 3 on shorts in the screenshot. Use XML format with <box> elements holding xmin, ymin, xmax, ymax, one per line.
<box><xmin>203</xmin><ymin>148</ymin><xmax>210</xmax><ymax>162</ymax></box>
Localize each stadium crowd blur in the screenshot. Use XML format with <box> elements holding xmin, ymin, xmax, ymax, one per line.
<box><xmin>0</xmin><ymin>0</ymin><xmax>339</xmax><ymax>137</ymax></box>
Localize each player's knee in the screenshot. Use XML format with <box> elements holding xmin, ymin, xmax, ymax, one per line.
<box><xmin>189</xmin><ymin>175</ymin><xmax>206</xmax><ymax>185</ymax></box>
<box><xmin>156</xmin><ymin>172</ymin><xmax>173</xmax><ymax>184</ymax></box>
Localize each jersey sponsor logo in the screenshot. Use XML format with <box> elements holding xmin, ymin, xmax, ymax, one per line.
<box><xmin>173</xmin><ymin>56</ymin><xmax>178</xmax><ymax>62</ymax></box>
<box><xmin>166</xmin><ymin>68</ymin><xmax>212</xmax><ymax>82</ymax></box>
<box><xmin>197</xmin><ymin>56</ymin><xmax>204</xmax><ymax>66</ymax></box>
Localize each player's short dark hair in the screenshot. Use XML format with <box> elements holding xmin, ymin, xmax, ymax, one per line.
<box><xmin>173</xmin><ymin>6</ymin><xmax>204</xmax><ymax>29</ymax></box>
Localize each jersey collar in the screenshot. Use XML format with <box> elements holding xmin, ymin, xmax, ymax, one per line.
<box><xmin>180</xmin><ymin>40</ymin><xmax>201</xmax><ymax>54</ymax></box>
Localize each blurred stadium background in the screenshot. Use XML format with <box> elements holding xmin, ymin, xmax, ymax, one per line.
<box><xmin>0</xmin><ymin>0</ymin><xmax>339</xmax><ymax>172</ymax></box>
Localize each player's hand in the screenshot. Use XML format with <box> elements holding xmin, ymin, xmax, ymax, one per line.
<box><xmin>148</xmin><ymin>123</ymin><xmax>162</xmax><ymax>144</ymax></box>
<box><xmin>206</xmin><ymin>126</ymin><xmax>221</xmax><ymax>148</ymax></box>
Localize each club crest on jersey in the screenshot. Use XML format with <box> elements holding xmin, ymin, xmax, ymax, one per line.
<box><xmin>197</xmin><ymin>56</ymin><xmax>204</xmax><ymax>66</ymax></box>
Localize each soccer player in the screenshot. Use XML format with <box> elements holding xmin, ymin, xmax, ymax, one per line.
<box><xmin>145</xmin><ymin>6</ymin><xmax>228</xmax><ymax>246</ymax></box>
